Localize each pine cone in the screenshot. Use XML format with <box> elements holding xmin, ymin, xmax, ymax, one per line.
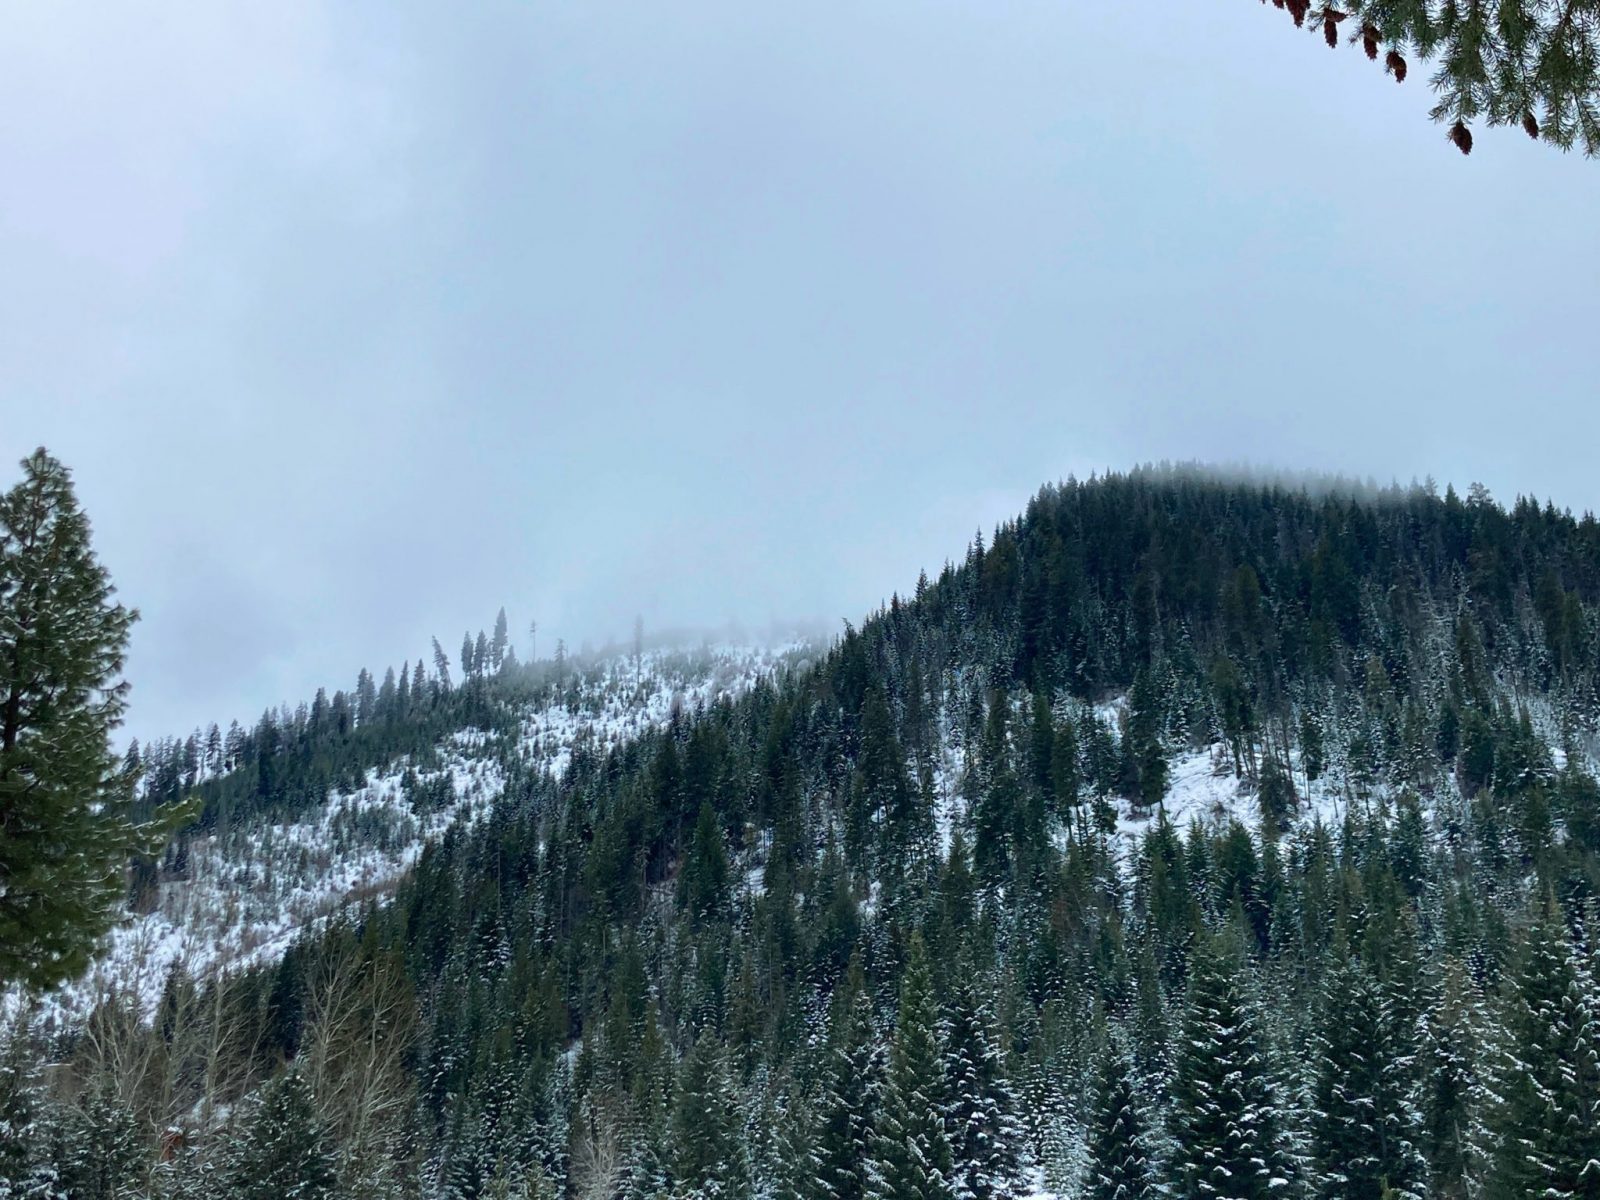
<box><xmin>1386</xmin><ymin>50</ymin><xmax>1407</xmax><ymax>82</ymax></box>
<box><xmin>1449</xmin><ymin>120</ymin><xmax>1473</xmax><ymax>155</ymax></box>
<box><xmin>1522</xmin><ymin>111</ymin><xmax>1540</xmax><ymax>139</ymax></box>
<box><xmin>1361</xmin><ymin>25</ymin><xmax>1379</xmax><ymax>59</ymax></box>
<box><xmin>1288</xmin><ymin>0</ymin><xmax>1310</xmax><ymax>27</ymax></box>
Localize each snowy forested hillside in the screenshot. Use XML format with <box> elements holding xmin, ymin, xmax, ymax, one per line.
<box><xmin>8</xmin><ymin>471</ymin><xmax>1600</xmax><ymax>1200</ymax></box>
<box><xmin>14</xmin><ymin>638</ymin><xmax>818</xmax><ymax>1035</ymax></box>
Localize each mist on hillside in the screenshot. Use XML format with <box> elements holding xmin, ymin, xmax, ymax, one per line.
<box><xmin>6</xmin><ymin>1</ymin><xmax>1596</xmax><ymax>747</ymax></box>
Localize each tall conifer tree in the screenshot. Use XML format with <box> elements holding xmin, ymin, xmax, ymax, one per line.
<box><xmin>816</xmin><ymin>961</ymin><xmax>883</xmax><ymax>1200</ymax></box>
<box><xmin>1309</xmin><ymin>959</ymin><xmax>1425</xmax><ymax>1199</ymax></box>
<box><xmin>0</xmin><ymin>450</ymin><xmax>189</xmax><ymax>990</ymax></box>
<box><xmin>1086</xmin><ymin>1045</ymin><xmax>1154</xmax><ymax>1200</ymax></box>
<box><xmin>1168</xmin><ymin>930</ymin><xmax>1289</xmax><ymax>1200</ymax></box>
<box><xmin>871</xmin><ymin>934</ymin><xmax>955</xmax><ymax>1200</ymax></box>
<box><xmin>1481</xmin><ymin>906</ymin><xmax>1600</xmax><ymax>1200</ymax></box>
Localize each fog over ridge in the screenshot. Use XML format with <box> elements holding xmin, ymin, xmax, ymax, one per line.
<box><xmin>4</xmin><ymin>1</ymin><xmax>1594</xmax><ymax>743</ymax></box>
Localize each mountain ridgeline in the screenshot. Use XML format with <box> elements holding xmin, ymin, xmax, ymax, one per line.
<box><xmin>13</xmin><ymin>468</ymin><xmax>1600</xmax><ymax>1200</ymax></box>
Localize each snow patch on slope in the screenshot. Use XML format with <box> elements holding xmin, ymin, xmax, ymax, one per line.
<box><xmin>15</xmin><ymin>639</ymin><xmax>818</xmax><ymax>1031</ymax></box>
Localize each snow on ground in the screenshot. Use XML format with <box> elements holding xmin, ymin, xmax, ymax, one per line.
<box><xmin>929</xmin><ymin>699</ymin><xmax>967</xmax><ymax>856</ymax></box>
<box><xmin>33</xmin><ymin>755</ymin><xmax>503</xmax><ymax>1031</ymax></box>
<box><xmin>513</xmin><ymin>641</ymin><xmax>812</xmax><ymax>780</ymax></box>
<box><xmin>15</xmin><ymin>639</ymin><xmax>818</xmax><ymax>1032</ymax></box>
<box><xmin>1114</xmin><ymin>742</ymin><xmax>1349</xmax><ymax>843</ymax></box>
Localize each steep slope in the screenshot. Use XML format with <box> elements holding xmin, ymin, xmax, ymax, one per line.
<box><xmin>18</xmin><ymin>639</ymin><xmax>817</xmax><ymax>1034</ymax></box>
<box><xmin>10</xmin><ymin>468</ymin><xmax>1600</xmax><ymax>1200</ymax></box>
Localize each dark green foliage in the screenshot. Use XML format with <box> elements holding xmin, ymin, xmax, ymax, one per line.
<box><xmin>943</xmin><ymin>977</ymin><xmax>1025</xmax><ymax>1200</ymax></box>
<box><xmin>1556</xmin><ymin>763</ymin><xmax>1600</xmax><ymax>852</ymax></box>
<box><xmin>1257</xmin><ymin>755</ymin><xmax>1295</xmax><ymax>834</ymax></box>
<box><xmin>1417</xmin><ymin>958</ymin><xmax>1479</xmax><ymax>1198</ymax></box>
<box><xmin>815</xmin><ymin>967</ymin><xmax>882</xmax><ymax>1200</ymax></box>
<box><xmin>678</xmin><ymin>802</ymin><xmax>730</xmax><ymax>927</ymax></box>
<box><xmin>1086</xmin><ymin>1047</ymin><xmax>1153</xmax><ymax>1200</ymax></box>
<box><xmin>771</xmin><ymin>1089</ymin><xmax>819</xmax><ymax>1200</ymax></box>
<box><xmin>972</xmin><ymin>696</ymin><xmax>1020</xmax><ymax>884</ymax></box>
<box><xmin>1308</xmin><ymin>959</ymin><xmax>1424</xmax><ymax>1199</ymax></box>
<box><xmin>1125</xmin><ymin>669</ymin><xmax>1168</xmax><ymax>813</ymax></box>
<box><xmin>1169</xmin><ymin>930</ymin><xmax>1287</xmax><ymax>1200</ymax></box>
<box><xmin>0</xmin><ymin>450</ymin><xmax>191</xmax><ymax>990</ymax></box>
<box><xmin>1390</xmin><ymin>791</ymin><xmax>1428</xmax><ymax>899</ymax></box>
<box><xmin>0</xmin><ymin>1030</ymin><xmax>58</xmax><ymax>1199</ymax></box>
<box><xmin>223</xmin><ymin>1070</ymin><xmax>337</xmax><ymax>1200</ymax></box>
<box><xmin>1300</xmin><ymin>709</ymin><xmax>1326</xmax><ymax>783</ymax></box>
<box><xmin>1481</xmin><ymin>906</ymin><xmax>1600</xmax><ymax>1200</ymax></box>
<box><xmin>54</xmin><ymin>1080</ymin><xmax>142</xmax><ymax>1200</ymax></box>
<box><xmin>871</xmin><ymin>934</ymin><xmax>954</xmax><ymax>1200</ymax></box>
<box><xmin>1261</xmin><ymin>0</ymin><xmax>1600</xmax><ymax>155</ymax></box>
<box><xmin>671</xmin><ymin>1033</ymin><xmax>749</xmax><ymax>1198</ymax></box>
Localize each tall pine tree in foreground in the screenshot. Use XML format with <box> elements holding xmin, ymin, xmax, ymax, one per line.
<box><xmin>0</xmin><ymin>449</ymin><xmax>189</xmax><ymax>990</ymax></box>
<box><xmin>815</xmin><ymin>962</ymin><xmax>882</xmax><ymax>1200</ymax></box>
<box><xmin>1480</xmin><ymin>905</ymin><xmax>1600</xmax><ymax>1200</ymax></box>
<box><xmin>1169</xmin><ymin>929</ymin><xmax>1288</xmax><ymax>1200</ymax></box>
<box><xmin>52</xmin><ymin>1078</ymin><xmax>143</xmax><ymax>1200</ymax></box>
<box><xmin>1086</xmin><ymin>1045</ymin><xmax>1154</xmax><ymax>1200</ymax></box>
<box><xmin>870</xmin><ymin>933</ymin><xmax>955</xmax><ymax>1200</ymax></box>
<box><xmin>771</xmin><ymin>1087</ymin><xmax>820</xmax><ymax>1200</ymax></box>
<box><xmin>1417</xmin><ymin>956</ymin><xmax>1480</xmax><ymax>1199</ymax></box>
<box><xmin>1309</xmin><ymin>958</ymin><xmax>1424</xmax><ymax>1199</ymax></box>
<box><xmin>671</xmin><ymin>1031</ymin><xmax>749</xmax><ymax>1199</ymax></box>
<box><xmin>943</xmin><ymin>975</ymin><xmax>1026</xmax><ymax>1200</ymax></box>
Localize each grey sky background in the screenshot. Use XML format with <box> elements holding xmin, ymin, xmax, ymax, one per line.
<box><xmin>3</xmin><ymin>2</ymin><xmax>1596</xmax><ymax>744</ymax></box>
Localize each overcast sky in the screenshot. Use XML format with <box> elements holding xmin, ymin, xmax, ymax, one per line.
<box><xmin>3</xmin><ymin>2</ymin><xmax>1596</xmax><ymax>743</ymax></box>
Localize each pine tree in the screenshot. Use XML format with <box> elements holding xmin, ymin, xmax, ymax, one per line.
<box><xmin>815</xmin><ymin>964</ymin><xmax>883</xmax><ymax>1200</ymax></box>
<box><xmin>1086</xmin><ymin>1046</ymin><xmax>1153</xmax><ymax>1200</ymax></box>
<box><xmin>54</xmin><ymin>1079</ymin><xmax>142</xmax><ymax>1200</ymax></box>
<box><xmin>492</xmin><ymin>607</ymin><xmax>509</xmax><ymax>672</ymax></box>
<box><xmin>972</xmin><ymin>698</ymin><xmax>1019</xmax><ymax>884</ymax></box>
<box><xmin>438</xmin><ymin>1096</ymin><xmax>490</xmax><ymax>1200</ymax></box>
<box><xmin>1050</xmin><ymin>712</ymin><xmax>1082</xmax><ymax>839</ymax></box>
<box><xmin>1481</xmin><ymin>906</ymin><xmax>1600</xmax><ymax>1200</ymax></box>
<box><xmin>771</xmin><ymin>1088</ymin><xmax>819</xmax><ymax>1200</ymax></box>
<box><xmin>943</xmin><ymin>977</ymin><xmax>1025</xmax><ymax>1200</ymax></box>
<box><xmin>354</xmin><ymin>668</ymin><xmax>376</xmax><ymax>726</ymax></box>
<box><xmin>1168</xmin><ymin>930</ymin><xmax>1288</xmax><ymax>1200</ymax></box>
<box><xmin>377</xmin><ymin>667</ymin><xmax>397</xmax><ymax>720</ymax></box>
<box><xmin>1126</xmin><ymin>668</ymin><xmax>1168</xmax><ymax>814</ymax></box>
<box><xmin>870</xmin><ymin>934</ymin><xmax>954</xmax><ymax>1200</ymax></box>
<box><xmin>1258</xmin><ymin>0</ymin><xmax>1600</xmax><ymax>156</ymax></box>
<box><xmin>0</xmin><ymin>1027</ymin><xmax>59</xmax><ymax>1200</ymax></box>
<box><xmin>1308</xmin><ymin>958</ymin><xmax>1424</xmax><ymax>1199</ymax></box>
<box><xmin>857</xmin><ymin>685</ymin><xmax>915</xmax><ymax>864</ymax></box>
<box><xmin>223</xmin><ymin>1070</ymin><xmax>338</xmax><ymax>1200</ymax></box>
<box><xmin>1417</xmin><ymin>957</ymin><xmax>1479</xmax><ymax>1199</ymax></box>
<box><xmin>678</xmin><ymin>802</ymin><xmax>729</xmax><ymax>927</ymax></box>
<box><xmin>1257</xmin><ymin>755</ymin><xmax>1296</xmax><ymax>834</ymax></box>
<box><xmin>670</xmin><ymin>1032</ymin><xmax>748</xmax><ymax>1199</ymax></box>
<box><xmin>0</xmin><ymin>449</ymin><xmax>191</xmax><ymax>990</ymax></box>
